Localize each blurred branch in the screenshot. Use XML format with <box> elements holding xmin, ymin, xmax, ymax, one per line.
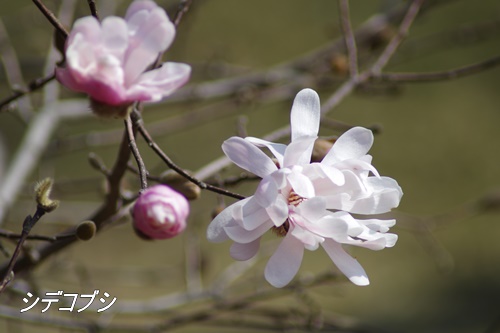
<box><xmin>0</xmin><ymin>74</ymin><xmax>55</xmax><ymax>113</ymax></box>
<box><xmin>374</xmin><ymin>54</ymin><xmax>500</xmax><ymax>82</ymax></box>
<box><xmin>339</xmin><ymin>0</ymin><xmax>358</xmax><ymax>77</ymax></box>
<box><xmin>370</xmin><ymin>0</ymin><xmax>425</xmax><ymax>75</ymax></box>
<box><xmin>0</xmin><ymin>100</ymin><xmax>86</xmax><ymax>227</ymax></box>
<box><xmin>0</xmin><ymin>19</ymin><xmax>34</xmax><ymax>120</ymax></box>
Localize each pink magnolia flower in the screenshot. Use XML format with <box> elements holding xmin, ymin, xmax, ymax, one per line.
<box><xmin>207</xmin><ymin>88</ymin><xmax>402</xmax><ymax>287</ymax></box>
<box><xmin>56</xmin><ymin>0</ymin><xmax>190</xmax><ymax>114</ymax></box>
<box><xmin>133</xmin><ymin>185</ymin><xmax>189</xmax><ymax>239</ymax></box>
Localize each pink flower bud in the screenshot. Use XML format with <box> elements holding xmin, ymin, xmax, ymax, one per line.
<box><xmin>132</xmin><ymin>185</ymin><xmax>189</xmax><ymax>239</ymax></box>
<box><xmin>56</xmin><ymin>0</ymin><xmax>191</xmax><ymax>115</ymax></box>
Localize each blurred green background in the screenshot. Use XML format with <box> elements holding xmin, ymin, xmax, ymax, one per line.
<box><xmin>1</xmin><ymin>0</ymin><xmax>500</xmax><ymax>332</ymax></box>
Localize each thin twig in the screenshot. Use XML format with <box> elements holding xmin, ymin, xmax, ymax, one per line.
<box><xmin>0</xmin><ymin>229</ymin><xmax>75</xmax><ymax>242</ymax></box>
<box><xmin>338</xmin><ymin>0</ymin><xmax>358</xmax><ymax>77</ymax></box>
<box><xmin>31</xmin><ymin>0</ymin><xmax>68</xmax><ymax>39</ymax></box>
<box><xmin>87</xmin><ymin>0</ymin><xmax>99</xmax><ymax>20</ymax></box>
<box><xmin>371</xmin><ymin>0</ymin><xmax>425</xmax><ymax>75</ymax></box>
<box><xmin>374</xmin><ymin>54</ymin><xmax>500</xmax><ymax>82</ymax></box>
<box><xmin>130</xmin><ymin>110</ymin><xmax>245</xmax><ymax>200</ymax></box>
<box><xmin>0</xmin><ymin>207</ymin><xmax>46</xmax><ymax>292</ymax></box>
<box><xmin>0</xmin><ymin>74</ymin><xmax>55</xmax><ymax>112</ymax></box>
<box><xmin>173</xmin><ymin>0</ymin><xmax>193</xmax><ymax>27</ymax></box>
<box><xmin>125</xmin><ymin>115</ymin><xmax>148</xmax><ymax>192</ymax></box>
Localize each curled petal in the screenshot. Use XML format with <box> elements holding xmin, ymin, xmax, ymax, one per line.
<box><xmin>323</xmin><ymin>127</ymin><xmax>373</xmax><ymax>165</ymax></box>
<box><xmin>245</xmin><ymin>137</ymin><xmax>286</xmax><ymax>167</ymax></box>
<box><xmin>265</xmin><ymin>233</ymin><xmax>304</xmax><ymax>287</ymax></box>
<box><xmin>290</xmin><ymin>88</ymin><xmax>320</xmax><ymax>141</ymax></box>
<box><xmin>237</xmin><ymin>197</ymin><xmax>270</xmax><ymax>230</ymax></box>
<box><xmin>207</xmin><ymin>197</ymin><xmax>251</xmax><ymax>242</ymax></box>
<box><xmin>322</xmin><ymin>239</ymin><xmax>369</xmax><ymax>286</ymax></box>
<box><xmin>127</xmin><ymin>62</ymin><xmax>191</xmax><ymax>102</ymax></box>
<box><xmin>222</xmin><ymin>137</ymin><xmax>277</xmax><ymax>178</ymax></box>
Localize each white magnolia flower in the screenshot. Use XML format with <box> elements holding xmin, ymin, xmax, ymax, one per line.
<box><xmin>207</xmin><ymin>88</ymin><xmax>402</xmax><ymax>288</ymax></box>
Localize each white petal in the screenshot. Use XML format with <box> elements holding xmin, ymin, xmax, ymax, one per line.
<box><xmin>264</xmin><ymin>234</ymin><xmax>304</xmax><ymax>287</ymax></box>
<box><xmin>290</xmin><ymin>89</ymin><xmax>320</xmax><ymax>141</ymax></box>
<box><xmin>222</xmin><ymin>137</ymin><xmax>277</xmax><ymax>178</ymax></box>
<box><xmin>283</xmin><ymin>136</ymin><xmax>316</xmax><ymax>167</ymax></box>
<box><xmin>224</xmin><ymin>219</ymin><xmax>272</xmax><ymax>244</ymax></box>
<box><xmin>323</xmin><ymin>127</ymin><xmax>373</xmax><ymax>165</ymax></box>
<box><xmin>245</xmin><ymin>137</ymin><xmax>286</xmax><ymax>167</ymax></box>
<box><xmin>349</xmin><ymin>177</ymin><xmax>403</xmax><ymax>214</ymax></box>
<box><xmin>265</xmin><ymin>196</ymin><xmax>289</xmax><ymax>227</ymax></box>
<box><xmin>230</xmin><ymin>239</ymin><xmax>261</xmax><ymax>261</ymax></box>
<box><xmin>238</xmin><ymin>197</ymin><xmax>270</xmax><ymax>230</ymax></box>
<box><xmin>254</xmin><ymin>176</ymin><xmax>279</xmax><ymax>208</ymax></box>
<box><xmin>322</xmin><ymin>239</ymin><xmax>369</xmax><ymax>286</ymax></box>
<box><xmin>295</xmin><ymin>196</ymin><xmax>326</xmax><ymax>222</ymax></box>
<box><xmin>287</xmin><ymin>170</ymin><xmax>315</xmax><ymax>198</ymax></box>
<box><xmin>207</xmin><ymin>197</ymin><xmax>251</xmax><ymax>242</ymax></box>
<box><xmin>302</xmin><ymin>212</ymin><xmax>349</xmax><ymax>238</ymax></box>
<box><xmin>317</xmin><ymin>164</ymin><xmax>345</xmax><ymax>186</ymax></box>
<box><xmin>358</xmin><ymin>218</ymin><xmax>396</xmax><ymax>233</ymax></box>
<box><xmin>290</xmin><ymin>224</ymin><xmax>322</xmax><ymax>251</ymax></box>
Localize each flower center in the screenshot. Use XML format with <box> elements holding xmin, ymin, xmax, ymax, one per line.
<box><xmin>271</xmin><ymin>190</ymin><xmax>304</xmax><ymax>237</ymax></box>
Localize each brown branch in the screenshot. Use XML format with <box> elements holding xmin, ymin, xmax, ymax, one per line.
<box><xmin>87</xmin><ymin>0</ymin><xmax>99</xmax><ymax>20</ymax></box>
<box><xmin>0</xmin><ymin>229</ymin><xmax>74</xmax><ymax>242</ymax></box>
<box><xmin>125</xmin><ymin>115</ymin><xmax>148</xmax><ymax>192</ymax></box>
<box><xmin>370</xmin><ymin>0</ymin><xmax>425</xmax><ymax>75</ymax></box>
<box><xmin>338</xmin><ymin>0</ymin><xmax>358</xmax><ymax>78</ymax></box>
<box><xmin>173</xmin><ymin>0</ymin><xmax>193</xmax><ymax>27</ymax></box>
<box><xmin>31</xmin><ymin>0</ymin><xmax>68</xmax><ymax>39</ymax></box>
<box><xmin>130</xmin><ymin>110</ymin><xmax>245</xmax><ymax>200</ymax></box>
<box><xmin>0</xmin><ymin>74</ymin><xmax>55</xmax><ymax>112</ymax></box>
<box><xmin>373</xmin><ymin>54</ymin><xmax>500</xmax><ymax>82</ymax></box>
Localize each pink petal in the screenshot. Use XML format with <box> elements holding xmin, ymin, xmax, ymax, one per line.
<box><xmin>230</xmin><ymin>239</ymin><xmax>261</xmax><ymax>261</ymax></box>
<box><xmin>321</xmin><ymin>239</ymin><xmax>369</xmax><ymax>286</ymax></box>
<box><xmin>125</xmin><ymin>0</ymin><xmax>159</xmax><ymax>21</ymax></box>
<box><xmin>67</xmin><ymin>16</ymin><xmax>101</xmax><ymax>47</ymax></box>
<box><xmin>101</xmin><ymin>17</ymin><xmax>128</xmax><ymax>60</ymax></box>
<box><xmin>127</xmin><ymin>62</ymin><xmax>191</xmax><ymax>102</ymax></box>
<box><xmin>264</xmin><ymin>234</ymin><xmax>304</xmax><ymax>287</ymax></box>
<box><xmin>222</xmin><ymin>137</ymin><xmax>277</xmax><ymax>178</ymax></box>
<box><xmin>124</xmin><ymin>7</ymin><xmax>175</xmax><ymax>84</ymax></box>
<box><xmin>290</xmin><ymin>88</ymin><xmax>320</xmax><ymax>141</ymax></box>
<box><xmin>323</xmin><ymin>127</ymin><xmax>373</xmax><ymax>165</ymax></box>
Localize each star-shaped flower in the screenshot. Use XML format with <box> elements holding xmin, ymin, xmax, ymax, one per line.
<box><xmin>207</xmin><ymin>88</ymin><xmax>402</xmax><ymax>287</ymax></box>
